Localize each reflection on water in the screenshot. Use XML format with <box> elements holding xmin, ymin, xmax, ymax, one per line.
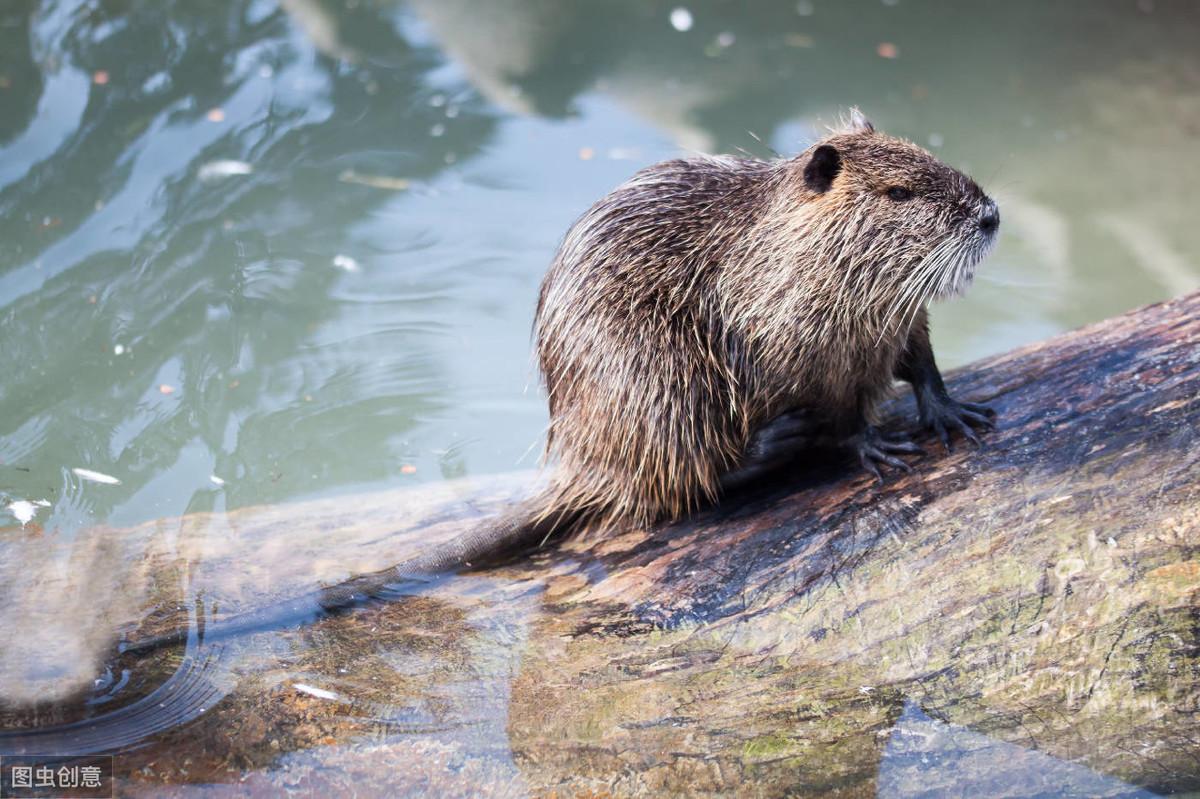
<box><xmin>1</xmin><ymin>0</ymin><xmax>1198</xmax><ymax>795</ymax></box>
<box><xmin>878</xmin><ymin>702</ymin><xmax>1160</xmax><ymax>799</ymax></box>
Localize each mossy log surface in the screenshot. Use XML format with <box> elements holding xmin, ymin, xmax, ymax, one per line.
<box><xmin>2</xmin><ymin>292</ymin><xmax>1199</xmax><ymax>798</ymax></box>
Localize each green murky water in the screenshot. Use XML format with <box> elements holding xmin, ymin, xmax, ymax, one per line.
<box><xmin>3</xmin><ymin>0</ymin><xmax>1198</xmax><ymax>530</ymax></box>
<box><xmin>0</xmin><ymin>0</ymin><xmax>1198</xmax><ymax>795</ymax></box>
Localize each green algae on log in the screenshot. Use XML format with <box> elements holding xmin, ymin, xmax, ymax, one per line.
<box><xmin>3</xmin><ymin>292</ymin><xmax>1200</xmax><ymax>797</ymax></box>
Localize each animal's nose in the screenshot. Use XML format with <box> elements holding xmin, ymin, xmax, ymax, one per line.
<box><xmin>978</xmin><ymin>200</ymin><xmax>1000</xmax><ymax>235</ymax></box>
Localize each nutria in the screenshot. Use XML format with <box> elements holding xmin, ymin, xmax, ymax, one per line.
<box><xmin>124</xmin><ymin>110</ymin><xmax>997</xmax><ymax>654</ymax></box>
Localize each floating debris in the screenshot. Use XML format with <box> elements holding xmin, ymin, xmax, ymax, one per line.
<box><xmin>578</xmin><ymin>147</ymin><xmax>595</xmax><ymax>160</ymax></box>
<box><xmin>205</xmin><ymin>107</ymin><xmax>225</xmax><ymax>123</ymax></box>
<box><xmin>669</xmin><ymin>7</ymin><xmax>693</xmax><ymax>31</ymax></box>
<box><xmin>113</xmin><ymin>344</ymin><xmax>125</xmax><ymax>355</ymax></box>
<box><xmin>210</xmin><ymin>475</ymin><xmax>226</xmax><ymax>487</ymax></box>
<box><xmin>400</xmin><ymin>464</ymin><xmax>417</xmax><ymax>475</ymax></box>
<box><xmin>158</xmin><ymin>384</ymin><xmax>175</xmax><ymax>395</ymax></box>
<box><xmin>92</xmin><ymin>70</ymin><xmax>109</xmax><ymax>85</ymax></box>
<box><xmin>337</xmin><ymin>169</ymin><xmax>410</xmax><ymax>191</ymax></box>
<box><xmin>141</xmin><ymin>72</ymin><xmax>169</xmax><ymax>94</ymax></box>
<box><xmin>784</xmin><ymin>33</ymin><xmax>815</xmax><ymax>48</ymax></box>
<box><xmin>430</xmin><ymin>122</ymin><xmax>445</xmax><ymax>137</ymax></box>
<box><xmin>198</xmin><ymin>159</ymin><xmax>253</xmax><ymax>181</ymax></box>
<box><xmin>876</xmin><ymin>42</ymin><xmax>899</xmax><ymax>58</ymax></box>
<box><xmin>293</xmin><ymin>683</ymin><xmax>341</xmax><ymax>702</ymax></box>
<box><xmin>7</xmin><ymin>500</ymin><xmax>50</xmax><ymax>527</ymax></box>
<box><xmin>72</xmin><ymin>468</ymin><xmax>121</xmax><ymax>485</ymax></box>
<box><xmin>332</xmin><ymin>254</ymin><xmax>361</xmax><ymax>273</ymax></box>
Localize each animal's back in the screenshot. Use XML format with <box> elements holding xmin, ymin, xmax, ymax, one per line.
<box><xmin>535</xmin><ymin>156</ymin><xmax>780</xmax><ymax>527</ymax></box>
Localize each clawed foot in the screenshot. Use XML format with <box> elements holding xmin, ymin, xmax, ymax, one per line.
<box><xmin>854</xmin><ymin>426</ymin><xmax>923</xmax><ymax>483</ymax></box>
<box><xmin>921</xmin><ymin>396</ymin><xmax>996</xmax><ymax>451</ymax></box>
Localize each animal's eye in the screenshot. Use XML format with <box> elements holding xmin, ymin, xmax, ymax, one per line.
<box><xmin>886</xmin><ymin>186</ymin><xmax>913</xmax><ymax>202</ymax></box>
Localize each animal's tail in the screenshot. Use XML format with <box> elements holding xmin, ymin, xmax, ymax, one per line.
<box><xmin>121</xmin><ymin>496</ymin><xmax>575</xmax><ymax>657</ymax></box>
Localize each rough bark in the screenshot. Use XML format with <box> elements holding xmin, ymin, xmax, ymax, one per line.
<box><xmin>2</xmin><ymin>292</ymin><xmax>1199</xmax><ymax>798</ymax></box>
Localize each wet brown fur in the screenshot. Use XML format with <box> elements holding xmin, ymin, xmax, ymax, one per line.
<box><xmin>533</xmin><ymin>113</ymin><xmax>996</xmax><ymax>531</ymax></box>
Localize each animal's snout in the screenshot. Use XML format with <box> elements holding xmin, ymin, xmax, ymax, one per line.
<box><xmin>978</xmin><ymin>199</ymin><xmax>1000</xmax><ymax>235</ymax></box>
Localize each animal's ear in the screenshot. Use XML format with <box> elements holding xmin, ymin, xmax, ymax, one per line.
<box><xmin>849</xmin><ymin>108</ymin><xmax>874</xmax><ymax>133</ymax></box>
<box><xmin>803</xmin><ymin>144</ymin><xmax>841</xmax><ymax>193</ymax></box>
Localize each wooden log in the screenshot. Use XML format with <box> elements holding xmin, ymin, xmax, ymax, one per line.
<box><xmin>2</xmin><ymin>292</ymin><xmax>1199</xmax><ymax>797</ymax></box>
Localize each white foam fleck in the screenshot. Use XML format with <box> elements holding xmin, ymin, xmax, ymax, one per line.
<box><xmin>669</xmin><ymin>7</ymin><xmax>693</xmax><ymax>31</ymax></box>
<box><xmin>72</xmin><ymin>468</ymin><xmax>121</xmax><ymax>485</ymax></box>
<box><xmin>293</xmin><ymin>683</ymin><xmax>341</xmax><ymax>701</ymax></box>
<box><xmin>197</xmin><ymin>160</ymin><xmax>253</xmax><ymax>181</ymax></box>
<box><xmin>7</xmin><ymin>499</ymin><xmax>50</xmax><ymax>526</ymax></box>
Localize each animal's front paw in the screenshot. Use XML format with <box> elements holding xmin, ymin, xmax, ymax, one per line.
<box><xmin>921</xmin><ymin>395</ymin><xmax>996</xmax><ymax>451</ymax></box>
<box><xmin>853</xmin><ymin>426</ymin><xmax>923</xmax><ymax>483</ymax></box>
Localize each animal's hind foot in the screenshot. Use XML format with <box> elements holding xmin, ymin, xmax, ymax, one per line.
<box><xmin>722</xmin><ymin>409</ymin><xmax>820</xmax><ymax>491</ymax></box>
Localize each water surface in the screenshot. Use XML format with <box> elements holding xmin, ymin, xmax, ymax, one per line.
<box><xmin>3</xmin><ymin>0</ymin><xmax>1198</xmax><ymax>528</ymax></box>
